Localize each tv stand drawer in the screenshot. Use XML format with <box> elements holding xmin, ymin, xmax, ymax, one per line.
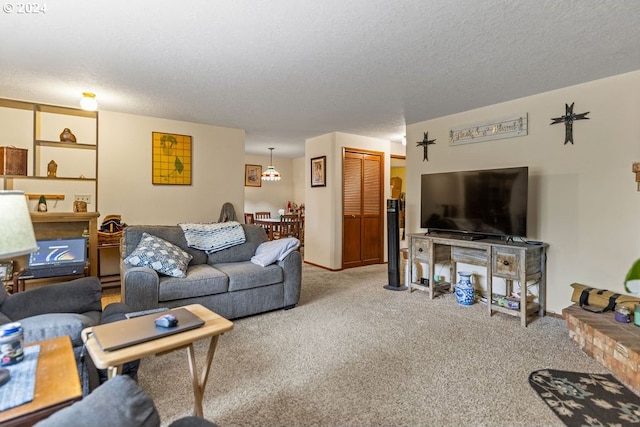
<box><xmin>451</xmin><ymin>246</ymin><xmax>487</xmax><ymax>265</ymax></box>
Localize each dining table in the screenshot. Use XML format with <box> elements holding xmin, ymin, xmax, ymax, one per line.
<box><xmin>254</xmin><ymin>217</ymin><xmax>281</xmax><ymax>240</ymax></box>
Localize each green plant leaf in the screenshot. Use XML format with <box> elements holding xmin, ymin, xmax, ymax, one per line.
<box><xmin>174</xmin><ymin>156</ymin><xmax>183</xmax><ymax>174</ymax></box>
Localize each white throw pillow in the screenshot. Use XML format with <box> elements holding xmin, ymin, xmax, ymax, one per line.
<box><xmin>251</xmin><ymin>238</ymin><xmax>300</xmax><ymax>267</ymax></box>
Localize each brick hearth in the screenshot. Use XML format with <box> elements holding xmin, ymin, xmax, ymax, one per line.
<box><xmin>563</xmin><ymin>304</ymin><xmax>640</xmax><ymax>395</ymax></box>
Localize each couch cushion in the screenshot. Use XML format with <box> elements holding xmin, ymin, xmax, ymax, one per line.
<box><xmin>213</xmin><ymin>261</ymin><xmax>283</xmax><ymax>292</ymax></box>
<box><xmin>158</xmin><ymin>264</ymin><xmax>228</xmax><ymax>301</ymax></box>
<box><xmin>124</xmin><ymin>233</ymin><xmax>192</xmax><ymax>278</ymax></box>
<box><xmin>122</xmin><ymin>225</ymin><xmax>207</xmax><ymax>265</ymax></box>
<box><xmin>207</xmin><ymin>224</ymin><xmax>268</xmax><ymax>264</ymax></box>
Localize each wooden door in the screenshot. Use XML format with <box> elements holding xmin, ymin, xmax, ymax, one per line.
<box><xmin>342</xmin><ymin>149</ymin><xmax>383</xmax><ymax>268</ymax></box>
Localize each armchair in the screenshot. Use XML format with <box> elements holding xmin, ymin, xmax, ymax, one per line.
<box><xmin>0</xmin><ymin>276</ymin><xmax>132</xmax><ymax>394</ymax></box>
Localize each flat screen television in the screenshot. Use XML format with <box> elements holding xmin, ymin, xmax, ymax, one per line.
<box><xmin>420</xmin><ymin>166</ymin><xmax>528</xmax><ymax>239</ymax></box>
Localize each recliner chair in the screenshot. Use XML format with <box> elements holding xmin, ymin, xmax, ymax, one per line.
<box><xmin>0</xmin><ymin>276</ymin><xmax>134</xmax><ymax>394</ymax></box>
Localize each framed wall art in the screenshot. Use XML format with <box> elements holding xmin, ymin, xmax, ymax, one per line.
<box><xmin>245</xmin><ymin>164</ymin><xmax>262</xmax><ymax>187</ymax></box>
<box><xmin>311</xmin><ymin>156</ymin><xmax>326</xmax><ymax>187</ymax></box>
<box><xmin>152</xmin><ymin>132</ymin><xmax>192</xmax><ymax>185</ymax></box>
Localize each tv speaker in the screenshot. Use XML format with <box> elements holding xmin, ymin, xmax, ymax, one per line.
<box><xmin>385</xmin><ymin>199</ymin><xmax>407</xmax><ymax>291</ymax></box>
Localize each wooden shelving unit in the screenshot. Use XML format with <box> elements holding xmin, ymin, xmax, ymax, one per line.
<box><xmin>1</xmin><ymin>98</ymin><xmax>101</xmax><ymax>284</ymax></box>
<box><xmin>0</xmin><ymin>97</ymin><xmax>98</xmax><ymax>209</ymax></box>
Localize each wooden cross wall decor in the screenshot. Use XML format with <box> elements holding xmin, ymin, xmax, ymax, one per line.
<box><xmin>550</xmin><ymin>102</ymin><xmax>590</xmax><ymax>145</ymax></box>
<box><xmin>416</xmin><ymin>131</ymin><xmax>436</xmax><ymax>161</ymax></box>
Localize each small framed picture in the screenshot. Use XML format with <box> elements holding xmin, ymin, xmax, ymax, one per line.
<box><xmin>245</xmin><ymin>164</ymin><xmax>262</xmax><ymax>187</ymax></box>
<box><xmin>0</xmin><ymin>261</ymin><xmax>13</xmax><ymax>282</ymax></box>
<box><xmin>311</xmin><ymin>156</ymin><xmax>326</xmax><ymax>187</ymax></box>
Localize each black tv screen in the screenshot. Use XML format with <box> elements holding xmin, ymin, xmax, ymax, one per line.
<box><xmin>420</xmin><ymin>166</ymin><xmax>528</xmax><ymax>238</ymax></box>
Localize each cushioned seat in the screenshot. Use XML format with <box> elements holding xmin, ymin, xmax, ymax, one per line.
<box><xmin>159</xmin><ymin>264</ymin><xmax>229</xmax><ymax>301</ymax></box>
<box><xmin>215</xmin><ymin>262</ymin><xmax>283</xmax><ymax>292</ymax></box>
<box><xmin>0</xmin><ymin>277</ymin><xmax>137</xmax><ymax>395</ymax></box>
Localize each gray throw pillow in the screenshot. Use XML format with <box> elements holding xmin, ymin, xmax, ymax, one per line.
<box><xmin>123</xmin><ymin>232</ymin><xmax>192</xmax><ymax>278</ymax></box>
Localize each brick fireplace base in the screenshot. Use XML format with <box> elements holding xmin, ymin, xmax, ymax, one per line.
<box><xmin>563</xmin><ymin>304</ymin><xmax>640</xmax><ymax>395</ymax></box>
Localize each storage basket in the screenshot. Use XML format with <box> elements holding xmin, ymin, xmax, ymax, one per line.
<box><xmin>98</xmin><ymin>230</ymin><xmax>123</xmax><ymax>245</ymax></box>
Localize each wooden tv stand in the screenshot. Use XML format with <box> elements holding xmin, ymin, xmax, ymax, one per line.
<box><xmin>408</xmin><ymin>233</ymin><xmax>548</xmax><ymax>327</ymax></box>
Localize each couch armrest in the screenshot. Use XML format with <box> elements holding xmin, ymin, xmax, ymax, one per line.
<box><xmin>121</xmin><ymin>263</ymin><xmax>161</xmax><ymax>311</ymax></box>
<box><xmin>35</xmin><ymin>375</ymin><xmax>160</xmax><ymax>427</ymax></box>
<box><xmin>20</xmin><ymin>313</ymin><xmax>96</xmax><ymax>347</ymax></box>
<box><xmin>1</xmin><ymin>277</ymin><xmax>102</xmax><ymax>321</ymax></box>
<box><xmin>277</xmin><ymin>250</ymin><xmax>302</xmax><ymax>307</ymax></box>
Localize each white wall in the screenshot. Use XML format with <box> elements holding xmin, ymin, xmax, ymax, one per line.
<box><xmin>292</xmin><ymin>157</ymin><xmax>306</xmax><ymax>205</ymax></box>
<box><xmin>305</xmin><ymin>132</ymin><xmax>392</xmax><ymax>269</ymax></box>
<box><xmin>99</xmin><ymin>111</ymin><xmax>246</xmax><ymax>225</ymax></box>
<box><xmin>243</xmin><ymin>154</ymin><xmax>300</xmax><ymax>218</ymax></box>
<box><xmin>406</xmin><ymin>70</ymin><xmax>640</xmax><ymax>314</ymax></box>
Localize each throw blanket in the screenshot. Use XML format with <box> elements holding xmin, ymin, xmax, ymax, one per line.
<box><xmin>251</xmin><ymin>237</ymin><xmax>300</xmax><ymax>267</ymax></box>
<box><xmin>179</xmin><ymin>221</ymin><xmax>246</xmax><ymax>254</ymax></box>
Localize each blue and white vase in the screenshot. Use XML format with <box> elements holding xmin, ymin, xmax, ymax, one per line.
<box><xmin>455</xmin><ymin>271</ymin><xmax>475</xmax><ymax>306</ymax></box>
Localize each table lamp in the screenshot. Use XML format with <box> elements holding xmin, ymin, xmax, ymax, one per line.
<box><xmin>0</xmin><ymin>190</ymin><xmax>37</xmax><ymax>259</ymax></box>
<box><xmin>0</xmin><ymin>191</ymin><xmax>37</xmax><ymax>385</ymax></box>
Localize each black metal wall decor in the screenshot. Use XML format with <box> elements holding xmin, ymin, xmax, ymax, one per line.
<box><xmin>416</xmin><ymin>131</ymin><xmax>436</xmax><ymax>161</ymax></box>
<box><xmin>550</xmin><ymin>102</ymin><xmax>590</xmax><ymax>145</ymax></box>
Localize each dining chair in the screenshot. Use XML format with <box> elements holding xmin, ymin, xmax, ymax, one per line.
<box><xmin>244</xmin><ymin>213</ymin><xmax>254</xmax><ymax>224</ymax></box>
<box><xmin>255</xmin><ymin>211</ymin><xmax>271</xmax><ymax>220</ymax></box>
<box><xmin>274</xmin><ymin>214</ymin><xmax>300</xmax><ymax>240</ymax></box>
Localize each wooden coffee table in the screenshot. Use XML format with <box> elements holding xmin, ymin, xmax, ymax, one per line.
<box><xmin>81</xmin><ymin>304</ymin><xmax>233</xmax><ymax>417</ymax></box>
<box><xmin>0</xmin><ymin>335</ymin><xmax>82</xmax><ymax>426</ymax></box>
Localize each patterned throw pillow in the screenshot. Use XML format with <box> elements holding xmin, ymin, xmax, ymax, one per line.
<box><xmin>123</xmin><ymin>233</ymin><xmax>192</xmax><ymax>278</ymax></box>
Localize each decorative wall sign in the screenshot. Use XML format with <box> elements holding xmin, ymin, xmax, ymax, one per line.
<box><xmin>416</xmin><ymin>132</ymin><xmax>436</xmax><ymax>161</ymax></box>
<box><xmin>550</xmin><ymin>102</ymin><xmax>589</xmax><ymax>145</ymax></box>
<box><xmin>152</xmin><ymin>132</ymin><xmax>192</xmax><ymax>185</ymax></box>
<box><xmin>449</xmin><ymin>114</ymin><xmax>528</xmax><ymax>146</ymax></box>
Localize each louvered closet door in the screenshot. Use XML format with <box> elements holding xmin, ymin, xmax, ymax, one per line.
<box><xmin>342</xmin><ymin>150</ymin><xmax>383</xmax><ymax>269</ymax></box>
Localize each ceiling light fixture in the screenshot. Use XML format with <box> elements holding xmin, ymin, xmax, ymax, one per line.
<box><xmin>80</xmin><ymin>92</ymin><xmax>98</xmax><ymax>111</ymax></box>
<box><xmin>261</xmin><ymin>147</ymin><xmax>281</xmax><ymax>181</ymax></box>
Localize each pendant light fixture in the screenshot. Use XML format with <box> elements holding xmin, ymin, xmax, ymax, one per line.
<box><xmin>80</xmin><ymin>92</ymin><xmax>98</xmax><ymax>111</ymax></box>
<box><xmin>261</xmin><ymin>147</ymin><xmax>281</xmax><ymax>181</ymax></box>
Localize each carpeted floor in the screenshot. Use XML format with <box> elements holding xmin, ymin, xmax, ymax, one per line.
<box><xmin>131</xmin><ymin>263</ymin><xmax>616</xmax><ymax>426</ymax></box>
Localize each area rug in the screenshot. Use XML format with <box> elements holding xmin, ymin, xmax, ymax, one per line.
<box><xmin>529</xmin><ymin>369</ymin><xmax>640</xmax><ymax>426</ymax></box>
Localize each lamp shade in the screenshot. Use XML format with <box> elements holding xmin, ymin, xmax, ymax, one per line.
<box><xmin>0</xmin><ymin>191</ymin><xmax>37</xmax><ymax>258</ymax></box>
<box><xmin>261</xmin><ymin>147</ymin><xmax>281</xmax><ymax>181</ymax></box>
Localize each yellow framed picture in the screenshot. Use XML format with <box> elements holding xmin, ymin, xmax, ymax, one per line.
<box><xmin>152</xmin><ymin>132</ymin><xmax>192</xmax><ymax>185</ymax></box>
<box><xmin>245</xmin><ymin>164</ymin><xmax>262</xmax><ymax>187</ymax></box>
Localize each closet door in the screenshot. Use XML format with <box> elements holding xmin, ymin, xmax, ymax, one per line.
<box><xmin>342</xmin><ymin>149</ymin><xmax>383</xmax><ymax>268</ymax></box>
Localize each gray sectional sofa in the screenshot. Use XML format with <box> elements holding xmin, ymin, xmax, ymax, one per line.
<box><xmin>120</xmin><ymin>224</ymin><xmax>302</xmax><ymax>319</ymax></box>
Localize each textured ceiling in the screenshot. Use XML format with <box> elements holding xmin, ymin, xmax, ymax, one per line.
<box><xmin>1</xmin><ymin>0</ymin><xmax>639</xmax><ymax>158</ymax></box>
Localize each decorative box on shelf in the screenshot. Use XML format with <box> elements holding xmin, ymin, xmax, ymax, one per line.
<box><xmin>0</xmin><ymin>146</ymin><xmax>27</xmax><ymax>175</ymax></box>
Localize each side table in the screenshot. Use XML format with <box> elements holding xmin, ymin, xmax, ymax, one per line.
<box><xmin>81</xmin><ymin>304</ymin><xmax>233</xmax><ymax>417</ymax></box>
<box><xmin>0</xmin><ymin>335</ymin><xmax>82</xmax><ymax>426</ymax></box>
